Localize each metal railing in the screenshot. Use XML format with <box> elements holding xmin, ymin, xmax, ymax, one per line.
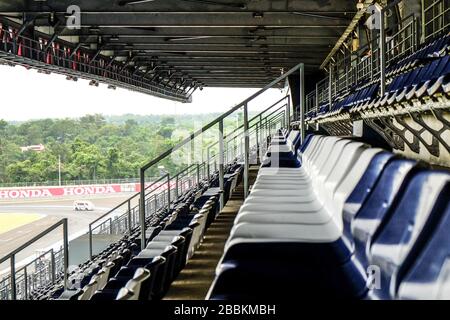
<box><xmin>306</xmin><ymin>0</ymin><xmax>440</xmax><ymax>117</ymax></box>
<box><xmin>0</xmin><ymin>219</ymin><xmax>68</xmax><ymax>300</ymax></box>
<box><xmin>86</xmin><ymin>91</ymin><xmax>292</xmax><ymax>256</ymax></box>
<box><xmin>0</xmin><ymin>63</ymin><xmax>305</xmax><ymax>299</ymax></box>
<box><xmin>386</xmin><ymin>14</ymin><xmax>418</xmax><ymax>66</ymax></box>
<box><xmin>137</xmin><ymin>63</ymin><xmax>305</xmax><ymax>250</ymax></box>
<box><xmin>87</xmin><ymin>174</ymin><xmax>172</xmax><ymax>259</ymax></box>
<box><xmin>0</xmin><ymin>247</ymin><xmax>64</xmax><ymax>300</ymax></box>
<box><xmin>422</xmin><ymin>0</ymin><xmax>450</xmax><ymax>41</ymax></box>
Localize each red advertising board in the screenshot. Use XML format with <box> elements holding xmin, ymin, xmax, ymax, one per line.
<box><xmin>0</xmin><ymin>184</ymin><xmax>123</xmax><ymax>200</ymax></box>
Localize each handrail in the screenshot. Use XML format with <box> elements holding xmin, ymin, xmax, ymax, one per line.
<box><xmin>138</xmin><ymin>62</ymin><xmax>305</xmax><ymax>250</ymax></box>
<box><xmin>0</xmin><ymin>218</ymin><xmax>68</xmax><ymax>300</ymax></box>
<box><xmin>140</xmin><ymin>63</ymin><xmax>302</xmax><ymax>172</ymax></box>
<box><xmin>87</xmin><ymin>173</ymin><xmax>170</xmax><ymax>259</ymax></box>
<box><xmin>208</xmin><ymin>103</ymin><xmax>288</xmax><ymax>150</ymax></box>
<box><xmin>0</xmin><ymin>63</ymin><xmax>305</xmax><ymax>298</ymax></box>
<box><xmin>223</xmin><ymin>97</ymin><xmax>288</xmax><ymax>140</ymax></box>
<box><xmin>88</xmin><ymin>174</ymin><xmax>169</xmax><ymax>228</ymax></box>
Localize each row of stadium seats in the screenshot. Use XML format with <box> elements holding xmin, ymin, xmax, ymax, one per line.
<box><xmin>54</xmin><ymin>163</ymin><xmax>243</xmax><ymax>300</ymax></box>
<box><xmin>207</xmin><ymin>129</ymin><xmax>450</xmax><ymax>300</ymax></box>
<box><xmin>308</xmin><ymin>32</ymin><xmax>449</xmax><ymax>121</ymax></box>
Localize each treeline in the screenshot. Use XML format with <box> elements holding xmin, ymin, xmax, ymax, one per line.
<box><xmin>0</xmin><ymin>113</ymin><xmax>242</xmax><ymax>184</ymax></box>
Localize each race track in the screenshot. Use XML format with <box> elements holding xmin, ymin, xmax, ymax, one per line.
<box><xmin>0</xmin><ymin>192</ymin><xmax>138</xmax><ymax>273</ymax></box>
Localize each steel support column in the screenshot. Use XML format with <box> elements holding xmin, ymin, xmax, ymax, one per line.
<box><xmin>300</xmin><ymin>63</ymin><xmax>306</xmax><ymax>142</ymax></box>
<box><xmin>379</xmin><ymin>6</ymin><xmax>387</xmax><ymax>96</ymax></box>
<box><xmin>139</xmin><ymin>169</ymin><xmax>146</xmax><ymax>250</ymax></box>
<box><xmin>63</xmin><ymin>218</ymin><xmax>69</xmax><ymax>291</ymax></box>
<box><xmin>243</xmin><ymin>103</ymin><xmax>250</xmax><ymax>198</ymax></box>
<box><xmin>219</xmin><ymin>120</ymin><xmax>225</xmax><ymax>210</ymax></box>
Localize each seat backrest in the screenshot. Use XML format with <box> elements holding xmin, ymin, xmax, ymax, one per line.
<box><xmin>312</xmin><ymin>139</ymin><xmax>352</xmax><ymax>189</ymax></box>
<box><xmin>397</xmin><ymin>196</ymin><xmax>450</xmax><ymax>300</ymax></box>
<box><xmin>287</xmin><ymin>130</ymin><xmax>299</xmax><ymax>143</ymax></box>
<box><xmin>312</xmin><ymin>137</ymin><xmax>343</xmax><ymax>175</ymax></box>
<box><xmin>351</xmin><ymin>159</ymin><xmax>421</xmax><ymax>267</ymax></box>
<box><xmin>78</xmin><ymin>275</ymin><xmax>99</xmax><ymax>300</ymax></box>
<box><xmin>328</xmin><ymin>147</ymin><xmax>383</xmax><ymax>223</ymax></box>
<box><xmin>96</xmin><ymin>262</ymin><xmax>114</xmax><ymax>290</ymax></box>
<box><xmin>116</xmin><ymin>287</ymin><xmax>136</xmax><ymax>300</ymax></box>
<box><xmin>130</xmin><ymin>267</ymin><xmax>151</xmax><ymax>300</ymax></box>
<box><xmin>342</xmin><ymin>152</ymin><xmax>395</xmax><ymax>239</ymax></box>
<box><xmin>369</xmin><ymin>171</ymin><xmax>450</xmax><ymax>299</ymax></box>
<box><xmin>303</xmin><ymin>136</ymin><xmax>325</xmax><ymax>168</ymax></box>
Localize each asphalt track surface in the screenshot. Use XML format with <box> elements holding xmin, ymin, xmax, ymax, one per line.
<box><xmin>0</xmin><ymin>193</ymin><xmax>138</xmax><ymax>273</ymax></box>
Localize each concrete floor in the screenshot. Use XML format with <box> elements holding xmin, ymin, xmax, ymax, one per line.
<box><xmin>164</xmin><ymin>166</ymin><xmax>259</xmax><ymax>300</ymax></box>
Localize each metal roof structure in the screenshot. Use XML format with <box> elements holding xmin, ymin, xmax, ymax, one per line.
<box><xmin>0</xmin><ymin>0</ymin><xmax>359</xmax><ymax>101</ymax></box>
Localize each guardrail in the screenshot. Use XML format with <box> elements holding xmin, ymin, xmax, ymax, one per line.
<box><xmin>0</xmin><ymin>219</ymin><xmax>68</xmax><ymax>300</ymax></box>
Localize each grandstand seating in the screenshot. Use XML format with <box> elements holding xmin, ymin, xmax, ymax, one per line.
<box><xmin>207</xmin><ymin>128</ymin><xmax>450</xmax><ymax>300</ymax></box>
<box><xmin>7</xmin><ymin>25</ymin><xmax>448</xmax><ymax>304</ymax></box>
<box><xmin>306</xmin><ymin>33</ymin><xmax>449</xmax><ymax>121</ymax></box>
<box><xmin>52</xmin><ymin>162</ymin><xmax>243</xmax><ymax>301</ymax></box>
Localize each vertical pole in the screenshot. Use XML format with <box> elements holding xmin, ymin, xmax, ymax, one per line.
<box><xmin>219</xmin><ymin>120</ymin><xmax>225</xmax><ymax>210</ymax></box>
<box><xmin>58</xmin><ymin>155</ymin><xmax>62</xmax><ymax>186</ymax></box>
<box><xmin>206</xmin><ymin>147</ymin><xmax>211</xmax><ymax>178</ymax></box>
<box><xmin>328</xmin><ymin>63</ymin><xmax>333</xmax><ymax>113</ymax></box>
<box><xmin>255</xmin><ymin>122</ymin><xmax>260</xmax><ymax>163</ymax></box>
<box><xmin>379</xmin><ymin>7</ymin><xmax>386</xmax><ymax>96</ymax></box>
<box><xmin>24</xmin><ymin>268</ymin><xmax>28</xmax><ymax>300</ymax></box>
<box><xmin>88</xmin><ymin>224</ymin><xmax>93</xmax><ymax>260</ymax></box>
<box><xmin>139</xmin><ymin>169</ymin><xmax>146</xmax><ymax>250</ymax></box>
<box><xmin>421</xmin><ymin>0</ymin><xmax>425</xmax><ymax>42</ymax></box>
<box><xmin>286</xmin><ymin>98</ymin><xmax>291</xmax><ymax>129</ymax></box>
<box><xmin>10</xmin><ymin>256</ymin><xmax>16</xmax><ymax>300</ymax></box>
<box><xmin>315</xmin><ymin>82</ymin><xmax>319</xmax><ymax>114</ymax></box>
<box><xmin>243</xmin><ymin>103</ymin><xmax>250</xmax><ymax>198</ymax></box>
<box><xmin>127</xmin><ymin>200</ymin><xmax>132</xmax><ymax>235</ymax></box>
<box><xmin>166</xmin><ymin>174</ymin><xmax>171</xmax><ymax>211</ymax></box>
<box><xmin>63</xmin><ymin>218</ymin><xmax>69</xmax><ymax>291</ymax></box>
<box><xmin>265</xmin><ymin>118</ymin><xmax>268</xmax><ymax>143</ymax></box>
<box><xmin>196</xmin><ymin>163</ymin><xmax>200</xmax><ymax>185</ymax></box>
<box><xmin>175</xmin><ymin>175</ymin><xmax>179</xmax><ymax>200</ymax></box>
<box><xmin>51</xmin><ymin>249</ymin><xmax>56</xmax><ymax>283</ymax></box>
<box><xmin>299</xmin><ymin>64</ymin><xmax>306</xmax><ymax>142</ymax></box>
<box><xmin>190</xmin><ymin>137</ymin><xmax>195</xmax><ymax>166</ymax></box>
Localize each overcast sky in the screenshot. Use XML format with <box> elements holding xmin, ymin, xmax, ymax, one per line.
<box><xmin>0</xmin><ymin>64</ymin><xmax>284</xmax><ymax>122</ymax></box>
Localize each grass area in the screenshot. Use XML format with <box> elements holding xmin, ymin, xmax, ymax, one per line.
<box><xmin>0</xmin><ymin>213</ymin><xmax>45</xmax><ymax>234</ymax></box>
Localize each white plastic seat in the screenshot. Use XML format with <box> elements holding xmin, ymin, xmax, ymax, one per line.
<box><xmin>233</xmin><ymin>146</ymin><xmax>380</xmax><ymax>229</ymax></box>
<box><xmin>78</xmin><ymin>275</ymin><xmax>99</xmax><ymax>300</ymax></box>
<box><xmin>96</xmin><ymin>262</ymin><xmax>115</xmax><ymax>290</ymax></box>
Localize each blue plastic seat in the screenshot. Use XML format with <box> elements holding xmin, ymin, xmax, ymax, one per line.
<box><xmin>415</xmin><ymin>55</ymin><xmax>449</xmax><ymax>97</ymax></box>
<box><xmin>351</xmin><ymin>159</ymin><xmax>423</xmax><ymax>269</ymax></box>
<box><xmin>368</xmin><ymin>171</ymin><xmax>450</xmax><ymax>299</ymax></box>
<box><xmin>397</xmin><ymin>197</ymin><xmax>450</xmax><ymax>300</ymax></box>
<box><xmin>342</xmin><ymin>152</ymin><xmax>396</xmax><ymax>243</ymax></box>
